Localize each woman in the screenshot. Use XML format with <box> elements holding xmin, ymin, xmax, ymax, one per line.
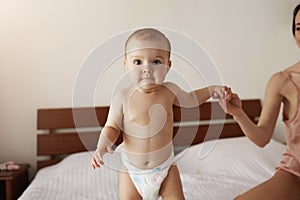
<box><xmin>222</xmin><ymin>4</ymin><xmax>300</xmax><ymax>200</ymax></box>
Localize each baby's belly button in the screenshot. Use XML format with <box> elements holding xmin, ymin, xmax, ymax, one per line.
<box><xmin>139</xmin><ymin>156</ymin><xmax>165</xmax><ymax>169</ymax></box>
<box><xmin>137</xmin><ymin>159</ymin><xmax>153</xmax><ymax>168</ymax></box>
<box><xmin>129</xmin><ymin>157</ymin><xmax>158</xmax><ymax>169</ymax></box>
<box><xmin>140</xmin><ymin>160</ymin><xmax>157</xmax><ymax>169</ymax></box>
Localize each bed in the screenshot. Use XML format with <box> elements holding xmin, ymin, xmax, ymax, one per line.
<box><xmin>19</xmin><ymin>99</ymin><xmax>287</xmax><ymax>200</ymax></box>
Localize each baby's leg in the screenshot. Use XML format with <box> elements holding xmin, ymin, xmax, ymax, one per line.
<box><xmin>119</xmin><ymin>166</ymin><xmax>141</xmax><ymax>200</ymax></box>
<box><xmin>235</xmin><ymin>170</ymin><xmax>300</xmax><ymax>200</ymax></box>
<box><xmin>159</xmin><ymin>165</ymin><xmax>185</xmax><ymax>200</ymax></box>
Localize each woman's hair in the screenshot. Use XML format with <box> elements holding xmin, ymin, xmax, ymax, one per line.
<box><xmin>292</xmin><ymin>4</ymin><xmax>300</xmax><ymax>36</ymax></box>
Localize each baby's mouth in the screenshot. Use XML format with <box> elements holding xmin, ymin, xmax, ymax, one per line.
<box><xmin>141</xmin><ymin>76</ymin><xmax>154</xmax><ymax>81</ymax></box>
<box><xmin>139</xmin><ymin>77</ymin><xmax>155</xmax><ymax>86</ymax></box>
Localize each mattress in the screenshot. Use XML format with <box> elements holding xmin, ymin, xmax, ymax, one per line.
<box><xmin>19</xmin><ymin>137</ymin><xmax>286</xmax><ymax>200</ymax></box>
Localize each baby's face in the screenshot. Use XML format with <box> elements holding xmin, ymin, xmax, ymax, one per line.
<box><xmin>124</xmin><ymin>40</ymin><xmax>171</xmax><ymax>91</ymax></box>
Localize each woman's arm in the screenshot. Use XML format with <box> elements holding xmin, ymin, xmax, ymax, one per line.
<box><xmin>227</xmin><ymin>73</ymin><xmax>284</xmax><ymax>147</ymax></box>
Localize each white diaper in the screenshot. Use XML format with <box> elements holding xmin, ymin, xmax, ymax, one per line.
<box><xmin>117</xmin><ymin>145</ymin><xmax>175</xmax><ymax>200</ymax></box>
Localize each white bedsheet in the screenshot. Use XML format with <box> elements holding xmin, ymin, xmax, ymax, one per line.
<box><xmin>176</xmin><ymin>137</ymin><xmax>285</xmax><ymax>200</ymax></box>
<box><xmin>19</xmin><ymin>137</ymin><xmax>286</xmax><ymax>200</ymax></box>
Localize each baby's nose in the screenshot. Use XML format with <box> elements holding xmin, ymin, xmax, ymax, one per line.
<box><xmin>142</xmin><ymin>66</ymin><xmax>153</xmax><ymax>74</ymax></box>
<box><xmin>143</xmin><ymin>69</ymin><xmax>153</xmax><ymax>74</ymax></box>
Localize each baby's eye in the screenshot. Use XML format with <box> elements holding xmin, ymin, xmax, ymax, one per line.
<box><xmin>133</xmin><ymin>59</ymin><xmax>142</xmax><ymax>65</ymax></box>
<box><xmin>296</xmin><ymin>27</ymin><xmax>300</xmax><ymax>31</ymax></box>
<box><xmin>152</xmin><ymin>60</ymin><xmax>161</xmax><ymax>65</ymax></box>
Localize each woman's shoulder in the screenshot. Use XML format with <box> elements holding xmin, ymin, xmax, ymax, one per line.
<box><xmin>269</xmin><ymin>71</ymin><xmax>288</xmax><ymax>83</ymax></box>
<box><xmin>283</xmin><ymin>61</ymin><xmax>300</xmax><ymax>73</ymax></box>
<box><xmin>267</xmin><ymin>64</ymin><xmax>300</xmax><ymax>93</ymax></box>
<box><xmin>269</xmin><ymin>62</ymin><xmax>300</xmax><ymax>82</ymax></box>
<box><xmin>264</xmin><ymin>71</ymin><xmax>291</xmax><ymax>94</ymax></box>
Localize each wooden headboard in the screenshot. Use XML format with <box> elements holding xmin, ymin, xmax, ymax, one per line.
<box><xmin>36</xmin><ymin>99</ymin><xmax>261</xmax><ymax>170</ymax></box>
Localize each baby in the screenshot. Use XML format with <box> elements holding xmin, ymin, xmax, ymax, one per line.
<box><xmin>91</xmin><ymin>28</ymin><xmax>231</xmax><ymax>200</ymax></box>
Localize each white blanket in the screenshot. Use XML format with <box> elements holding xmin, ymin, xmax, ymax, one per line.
<box><xmin>19</xmin><ymin>137</ymin><xmax>286</xmax><ymax>200</ymax></box>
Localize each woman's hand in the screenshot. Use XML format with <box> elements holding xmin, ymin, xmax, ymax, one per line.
<box><xmin>220</xmin><ymin>93</ymin><xmax>242</xmax><ymax>116</ymax></box>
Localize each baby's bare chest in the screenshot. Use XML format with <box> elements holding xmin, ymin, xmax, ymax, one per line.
<box><xmin>125</xmin><ymin>92</ymin><xmax>174</xmax><ymax>126</ymax></box>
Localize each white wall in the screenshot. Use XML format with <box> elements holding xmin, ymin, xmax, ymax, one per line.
<box><xmin>0</xmin><ymin>0</ymin><xmax>299</xmax><ymax>179</ymax></box>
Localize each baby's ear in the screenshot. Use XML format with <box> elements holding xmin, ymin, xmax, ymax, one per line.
<box><xmin>168</xmin><ymin>60</ymin><xmax>172</xmax><ymax>68</ymax></box>
<box><xmin>124</xmin><ymin>59</ymin><xmax>128</xmax><ymax>70</ymax></box>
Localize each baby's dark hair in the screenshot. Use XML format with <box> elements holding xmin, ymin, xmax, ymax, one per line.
<box><xmin>125</xmin><ymin>28</ymin><xmax>171</xmax><ymax>56</ymax></box>
<box><xmin>292</xmin><ymin>3</ymin><xmax>300</xmax><ymax>36</ymax></box>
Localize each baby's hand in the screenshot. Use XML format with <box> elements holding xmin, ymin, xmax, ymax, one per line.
<box><xmin>211</xmin><ymin>86</ymin><xmax>232</xmax><ymax>113</ymax></box>
<box><xmin>91</xmin><ymin>145</ymin><xmax>113</xmax><ymax>169</ymax></box>
<box><xmin>211</xmin><ymin>86</ymin><xmax>232</xmax><ymax>102</ymax></box>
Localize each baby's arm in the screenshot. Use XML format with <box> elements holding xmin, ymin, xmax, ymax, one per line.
<box><xmin>167</xmin><ymin>83</ymin><xmax>231</xmax><ymax>108</ymax></box>
<box><xmin>91</xmin><ymin>93</ymin><xmax>123</xmax><ymax>169</ymax></box>
<box><xmin>91</xmin><ymin>126</ymin><xmax>119</xmax><ymax>169</ymax></box>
